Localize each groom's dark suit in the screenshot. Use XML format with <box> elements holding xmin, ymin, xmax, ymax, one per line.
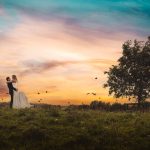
<box><xmin>7</xmin><ymin>82</ymin><xmax>17</xmax><ymax>108</ymax></box>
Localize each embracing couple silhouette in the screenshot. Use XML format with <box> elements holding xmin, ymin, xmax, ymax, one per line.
<box><xmin>6</xmin><ymin>75</ymin><xmax>31</xmax><ymax>109</ymax></box>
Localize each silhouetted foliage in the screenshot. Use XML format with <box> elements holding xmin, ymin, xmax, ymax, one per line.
<box><xmin>104</xmin><ymin>37</ymin><xmax>150</xmax><ymax>106</ymax></box>
<box><xmin>90</xmin><ymin>100</ymin><xmax>110</xmax><ymax>110</ymax></box>
<box><xmin>89</xmin><ymin>100</ymin><xmax>150</xmax><ymax>111</ymax></box>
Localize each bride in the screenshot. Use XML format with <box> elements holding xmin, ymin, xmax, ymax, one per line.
<box><xmin>12</xmin><ymin>75</ymin><xmax>31</xmax><ymax>109</ymax></box>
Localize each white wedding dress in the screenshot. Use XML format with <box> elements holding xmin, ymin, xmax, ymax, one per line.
<box><xmin>13</xmin><ymin>82</ymin><xmax>31</xmax><ymax>109</ymax></box>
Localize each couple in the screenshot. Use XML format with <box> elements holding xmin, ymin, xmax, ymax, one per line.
<box><xmin>6</xmin><ymin>75</ymin><xmax>31</xmax><ymax>109</ymax></box>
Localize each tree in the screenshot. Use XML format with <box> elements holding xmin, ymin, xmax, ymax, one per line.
<box><xmin>104</xmin><ymin>37</ymin><xmax>150</xmax><ymax>107</ymax></box>
<box><xmin>90</xmin><ymin>100</ymin><xmax>105</xmax><ymax>110</ymax></box>
<box><xmin>90</xmin><ymin>100</ymin><xmax>110</xmax><ymax>110</ymax></box>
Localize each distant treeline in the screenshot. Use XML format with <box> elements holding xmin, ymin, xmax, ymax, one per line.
<box><xmin>67</xmin><ymin>101</ymin><xmax>150</xmax><ymax>111</ymax></box>
<box><xmin>1</xmin><ymin>101</ymin><xmax>150</xmax><ymax>111</ymax></box>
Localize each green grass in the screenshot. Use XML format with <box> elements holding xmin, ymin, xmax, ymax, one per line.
<box><xmin>0</xmin><ymin>107</ymin><xmax>150</xmax><ymax>150</ymax></box>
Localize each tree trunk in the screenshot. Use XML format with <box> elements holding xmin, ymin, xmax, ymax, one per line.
<box><xmin>137</xmin><ymin>95</ymin><xmax>142</xmax><ymax>109</ymax></box>
<box><xmin>137</xmin><ymin>95</ymin><xmax>145</xmax><ymax>112</ymax></box>
<box><xmin>137</xmin><ymin>83</ymin><xmax>143</xmax><ymax>110</ymax></box>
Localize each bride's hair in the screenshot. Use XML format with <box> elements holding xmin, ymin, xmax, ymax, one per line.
<box><xmin>12</xmin><ymin>75</ymin><xmax>18</xmax><ymax>82</ymax></box>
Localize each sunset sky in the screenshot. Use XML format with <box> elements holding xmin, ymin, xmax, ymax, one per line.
<box><xmin>0</xmin><ymin>0</ymin><xmax>150</xmax><ymax>105</ymax></box>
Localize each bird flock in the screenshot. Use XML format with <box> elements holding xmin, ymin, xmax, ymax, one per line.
<box><xmin>0</xmin><ymin>76</ymin><xmax>100</xmax><ymax>103</ymax></box>
<box><xmin>86</xmin><ymin>77</ymin><xmax>99</xmax><ymax>97</ymax></box>
<box><xmin>37</xmin><ymin>91</ymin><xmax>49</xmax><ymax>103</ymax></box>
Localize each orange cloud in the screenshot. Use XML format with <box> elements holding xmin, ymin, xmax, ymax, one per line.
<box><xmin>0</xmin><ymin>15</ymin><xmax>139</xmax><ymax>105</ymax></box>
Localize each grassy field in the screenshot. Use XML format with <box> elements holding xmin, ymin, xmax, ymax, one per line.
<box><xmin>0</xmin><ymin>107</ymin><xmax>150</xmax><ymax>150</ymax></box>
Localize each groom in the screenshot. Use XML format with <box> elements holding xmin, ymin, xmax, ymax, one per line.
<box><xmin>6</xmin><ymin>77</ymin><xmax>17</xmax><ymax>108</ymax></box>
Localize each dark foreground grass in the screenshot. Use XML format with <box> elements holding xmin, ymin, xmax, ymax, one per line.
<box><xmin>0</xmin><ymin>107</ymin><xmax>150</xmax><ymax>150</ymax></box>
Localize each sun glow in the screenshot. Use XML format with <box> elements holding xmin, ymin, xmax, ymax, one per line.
<box><xmin>0</xmin><ymin>0</ymin><xmax>149</xmax><ymax>105</ymax></box>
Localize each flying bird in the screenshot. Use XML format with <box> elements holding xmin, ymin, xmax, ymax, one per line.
<box><xmin>38</xmin><ymin>99</ymin><xmax>43</xmax><ymax>103</ymax></box>
<box><xmin>86</xmin><ymin>92</ymin><xmax>97</xmax><ymax>96</ymax></box>
<box><xmin>92</xmin><ymin>93</ymin><xmax>96</xmax><ymax>96</ymax></box>
<box><xmin>95</xmin><ymin>77</ymin><xmax>98</xmax><ymax>80</ymax></box>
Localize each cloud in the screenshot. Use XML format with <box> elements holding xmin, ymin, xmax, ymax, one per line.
<box><xmin>0</xmin><ymin>0</ymin><xmax>149</xmax><ymax>104</ymax></box>
<box><xmin>0</xmin><ymin>0</ymin><xmax>150</xmax><ymax>40</ymax></box>
<box><xmin>0</xmin><ymin>6</ymin><xmax>5</xmax><ymax>15</ymax></box>
<box><xmin>20</xmin><ymin>60</ymin><xmax>75</xmax><ymax>76</ymax></box>
<box><xmin>20</xmin><ymin>59</ymin><xmax>116</xmax><ymax>76</ymax></box>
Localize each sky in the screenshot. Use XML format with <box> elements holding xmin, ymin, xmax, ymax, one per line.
<box><xmin>0</xmin><ymin>0</ymin><xmax>150</xmax><ymax>105</ymax></box>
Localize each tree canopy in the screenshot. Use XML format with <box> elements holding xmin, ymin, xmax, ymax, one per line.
<box><xmin>104</xmin><ymin>37</ymin><xmax>150</xmax><ymax>105</ymax></box>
